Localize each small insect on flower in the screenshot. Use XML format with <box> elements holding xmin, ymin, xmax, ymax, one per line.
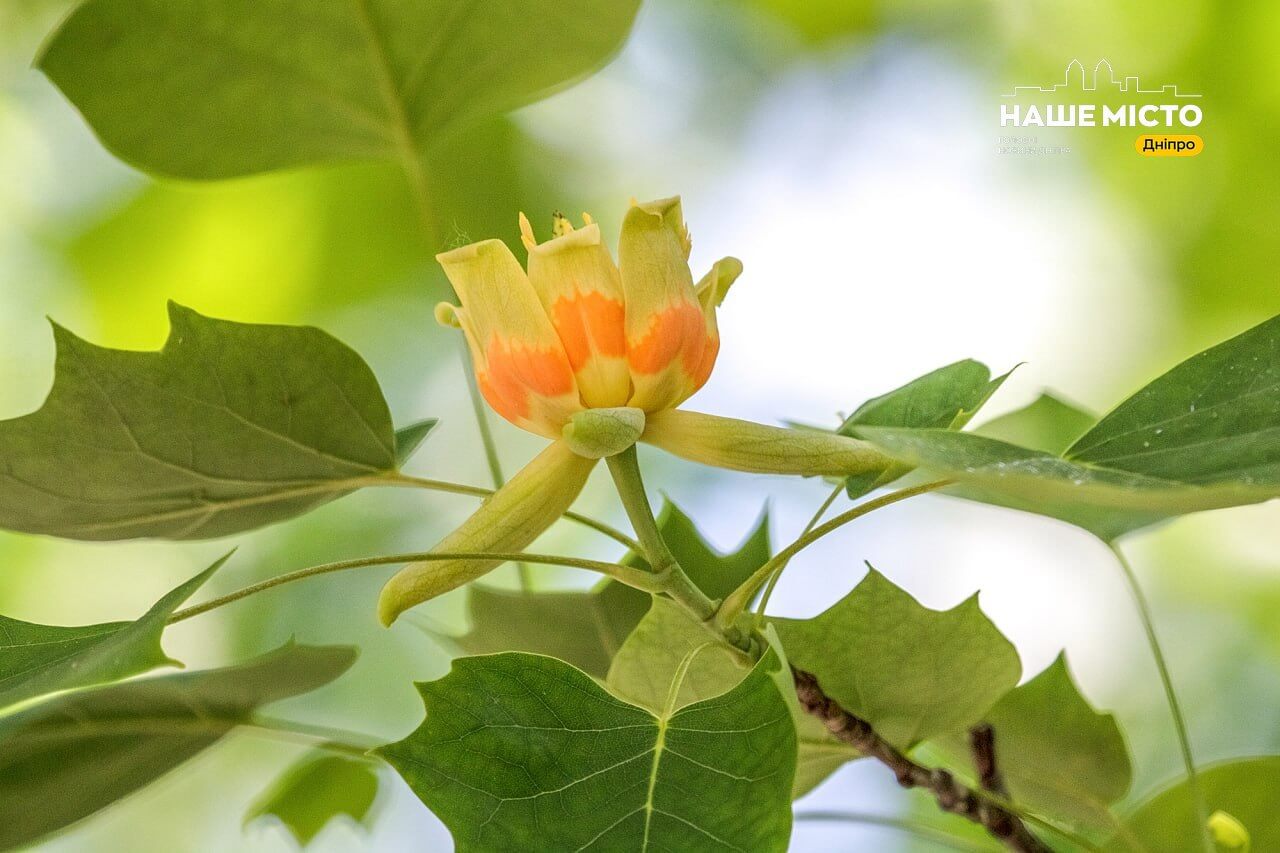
<box><xmin>378</xmin><ymin>197</ymin><xmax>890</xmax><ymax>625</ymax></box>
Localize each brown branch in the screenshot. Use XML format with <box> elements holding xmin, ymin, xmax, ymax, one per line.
<box><xmin>792</xmin><ymin>668</ymin><xmax>1050</xmax><ymax>853</ymax></box>
<box><xmin>969</xmin><ymin>723</ymin><xmax>1018</xmax><ymax>841</ymax></box>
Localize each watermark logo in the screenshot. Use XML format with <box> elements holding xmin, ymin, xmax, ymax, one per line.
<box><xmin>998</xmin><ymin>60</ymin><xmax>1203</xmax><ymax>157</ymax></box>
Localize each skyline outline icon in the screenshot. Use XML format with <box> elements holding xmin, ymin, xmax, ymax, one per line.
<box><xmin>1003</xmin><ymin>59</ymin><xmax>1201</xmax><ymax>99</ymax></box>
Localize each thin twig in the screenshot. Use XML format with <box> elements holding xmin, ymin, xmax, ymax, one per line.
<box><xmin>166</xmin><ymin>550</ymin><xmax>662</xmax><ymax>624</ymax></box>
<box><xmin>1109</xmin><ymin>542</ymin><xmax>1210</xmax><ymax>853</ymax></box>
<box><xmin>718</xmin><ymin>479</ymin><xmax>954</xmax><ymax>625</ymax></box>
<box><xmin>753</xmin><ymin>481</ymin><xmax>845</xmax><ymax>623</ymax></box>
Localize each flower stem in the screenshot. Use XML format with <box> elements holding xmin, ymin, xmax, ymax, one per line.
<box><xmin>719</xmin><ymin>478</ymin><xmax>953</xmax><ymax>627</ymax></box>
<box><xmin>1110</xmin><ymin>542</ymin><xmax>1210</xmax><ymax>853</ymax></box>
<box><xmin>251</xmin><ymin>715</ymin><xmax>383</xmax><ymax>760</ymax></box>
<box><xmin>604</xmin><ymin>446</ymin><xmax>717</xmax><ymax>624</ymax></box>
<box><xmin>166</xmin><ymin>550</ymin><xmax>663</xmax><ymax>625</ymax></box>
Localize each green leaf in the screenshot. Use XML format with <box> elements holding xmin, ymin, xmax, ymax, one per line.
<box><xmin>1066</xmin><ymin>314</ymin><xmax>1280</xmax><ymax>484</ymax></box>
<box><xmin>839</xmin><ymin>360</ymin><xmax>1010</xmax><ymax>498</ymax></box>
<box><xmin>379</xmin><ymin>651</ymin><xmax>797</xmax><ymax>852</ymax></box>
<box><xmin>840</xmin><ymin>360</ymin><xmax>1009</xmax><ymax>435</ymax></box>
<box><xmin>0</xmin><ymin>642</ymin><xmax>356</xmax><ymax>851</ymax></box>
<box><xmin>855</xmin><ymin>427</ymin><xmax>1264</xmax><ymax>540</ymax></box>
<box><xmin>0</xmin><ymin>553</ymin><xmax>229</xmax><ymax>709</ymax></box>
<box><xmin>606</xmin><ymin>600</ymin><xmax>859</xmax><ymax>799</ymax></box>
<box><xmin>453</xmin><ymin>582</ymin><xmax>647</xmax><ymax>678</ymax></box>
<box><xmin>771</xmin><ymin>568</ymin><xmax>1021</xmax><ymax>749</ymax></box>
<box><xmin>38</xmin><ymin>0</ymin><xmax>641</xmax><ymax>180</ymax></box>
<box><xmin>393</xmin><ymin>418</ymin><xmax>438</xmax><ymax>467</ymax></box>
<box><xmin>932</xmin><ymin>654</ymin><xmax>1132</xmax><ymax>833</ymax></box>
<box><xmin>452</xmin><ymin>500</ymin><xmax>769</xmax><ymax>677</ymax></box>
<box><xmin>855</xmin><ymin>315</ymin><xmax>1280</xmax><ymax>539</ymax></box>
<box><xmin>1105</xmin><ymin>757</ymin><xmax>1280</xmax><ymax>852</ymax></box>
<box><xmin>606</xmin><ymin>597</ymin><xmax>751</xmax><ymax>712</ymax></box>
<box><xmin>973</xmin><ymin>393</ymin><xmax>1096</xmax><ymax>455</ymax></box>
<box><xmin>622</xmin><ymin>499</ymin><xmax>772</xmax><ymax>600</ymax></box>
<box><xmin>245</xmin><ymin>753</ymin><xmax>379</xmax><ymax>846</ymax></box>
<box><xmin>0</xmin><ymin>303</ymin><xmax>408</xmax><ymax>541</ymax></box>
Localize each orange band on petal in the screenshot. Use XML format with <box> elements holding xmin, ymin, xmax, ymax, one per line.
<box><xmin>688</xmin><ymin>332</ymin><xmax>720</xmax><ymax>391</ymax></box>
<box><xmin>627</xmin><ymin>301</ymin><xmax>707</xmax><ymax>376</ymax></box>
<box><xmin>551</xmin><ymin>291</ymin><xmax>626</xmax><ymax>370</ymax></box>
<box><xmin>477</xmin><ymin>335</ymin><xmax>577</xmax><ymax>426</ymax></box>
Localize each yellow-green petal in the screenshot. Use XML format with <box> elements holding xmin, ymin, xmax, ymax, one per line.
<box><xmin>619</xmin><ymin>197</ymin><xmax>708</xmax><ymax>412</ymax></box>
<box><xmin>377</xmin><ymin>441</ymin><xmax>596</xmax><ymax>625</ymax></box>
<box><xmin>641</xmin><ymin>409</ymin><xmax>890</xmax><ymax>477</ymax></box>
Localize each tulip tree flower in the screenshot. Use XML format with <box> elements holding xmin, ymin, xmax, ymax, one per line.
<box><xmin>378</xmin><ymin>197</ymin><xmax>890</xmax><ymax>625</ymax></box>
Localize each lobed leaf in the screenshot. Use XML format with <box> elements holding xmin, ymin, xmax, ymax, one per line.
<box><xmin>620</xmin><ymin>499</ymin><xmax>772</xmax><ymax>600</ymax></box>
<box><xmin>244</xmin><ymin>752</ymin><xmax>379</xmax><ymax>846</ymax></box>
<box><xmin>38</xmin><ymin>0</ymin><xmax>641</xmax><ymax>180</ymax></box>
<box><xmin>0</xmin><ymin>553</ymin><xmax>229</xmax><ymax>708</ymax></box>
<box><xmin>0</xmin><ymin>642</ymin><xmax>356</xmax><ymax>851</ymax></box>
<box><xmin>606</xmin><ymin>597</ymin><xmax>752</xmax><ymax>713</ymax></box>
<box><xmin>453</xmin><ymin>583</ymin><xmax>646</xmax><ymax>677</ymax></box>
<box><xmin>771</xmin><ymin>568</ymin><xmax>1021</xmax><ymax>749</ymax></box>
<box><xmin>379</xmin><ymin>651</ymin><xmax>797</xmax><ymax>852</ymax></box>
<box><xmin>607</xmin><ymin>600</ymin><xmax>859</xmax><ymax>799</ymax></box>
<box><xmin>931</xmin><ymin>654</ymin><xmax>1132</xmax><ymax>834</ymax></box>
<box><xmin>0</xmin><ymin>303</ymin><xmax>425</xmax><ymax>541</ymax></box>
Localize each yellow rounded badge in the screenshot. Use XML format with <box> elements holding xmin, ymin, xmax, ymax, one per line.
<box><xmin>1136</xmin><ymin>134</ymin><xmax>1204</xmax><ymax>157</ymax></box>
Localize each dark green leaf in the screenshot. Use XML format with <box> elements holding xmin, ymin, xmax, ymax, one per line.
<box><xmin>453</xmin><ymin>500</ymin><xmax>770</xmax><ymax>676</ymax></box>
<box><xmin>0</xmin><ymin>303</ymin><xmax>405</xmax><ymax>541</ymax></box>
<box><xmin>607</xmin><ymin>599</ymin><xmax>859</xmax><ymax>799</ymax></box>
<box><xmin>840</xmin><ymin>360</ymin><xmax>1009</xmax><ymax>435</ymax></box>
<box><xmin>0</xmin><ymin>642</ymin><xmax>356</xmax><ymax>851</ymax></box>
<box><xmin>973</xmin><ymin>393</ymin><xmax>1097</xmax><ymax>455</ymax></box>
<box><xmin>1067</xmin><ymin>314</ymin><xmax>1280</xmax><ymax>485</ymax></box>
<box><xmin>932</xmin><ymin>654</ymin><xmax>1131</xmax><ymax>833</ymax></box>
<box><xmin>245</xmin><ymin>753</ymin><xmax>379</xmax><ymax>846</ymax></box>
<box><xmin>855</xmin><ymin>315</ymin><xmax>1280</xmax><ymax>539</ymax></box>
<box><xmin>855</xmin><ymin>427</ymin><xmax>1267</xmax><ymax>540</ymax></box>
<box><xmin>0</xmin><ymin>553</ymin><xmax>229</xmax><ymax>708</ymax></box>
<box><xmin>839</xmin><ymin>360</ymin><xmax>1010</xmax><ymax>497</ymax></box>
<box><xmin>622</xmin><ymin>499</ymin><xmax>771</xmax><ymax>600</ymax></box>
<box><xmin>393</xmin><ymin>418</ymin><xmax>438</xmax><ymax>467</ymax></box>
<box><xmin>772</xmin><ymin>568</ymin><xmax>1021</xmax><ymax>749</ymax></box>
<box><xmin>39</xmin><ymin>0</ymin><xmax>641</xmax><ymax>180</ymax></box>
<box><xmin>379</xmin><ymin>651</ymin><xmax>796</xmax><ymax>852</ymax></box>
<box><xmin>1105</xmin><ymin>757</ymin><xmax>1280</xmax><ymax>852</ymax></box>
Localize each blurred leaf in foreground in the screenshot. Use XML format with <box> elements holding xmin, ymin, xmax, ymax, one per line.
<box><xmin>245</xmin><ymin>753</ymin><xmax>379</xmax><ymax>846</ymax></box>
<box><xmin>0</xmin><ymin>643</ymin><xmax>357</xmax><ymax>851</ymax></box>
